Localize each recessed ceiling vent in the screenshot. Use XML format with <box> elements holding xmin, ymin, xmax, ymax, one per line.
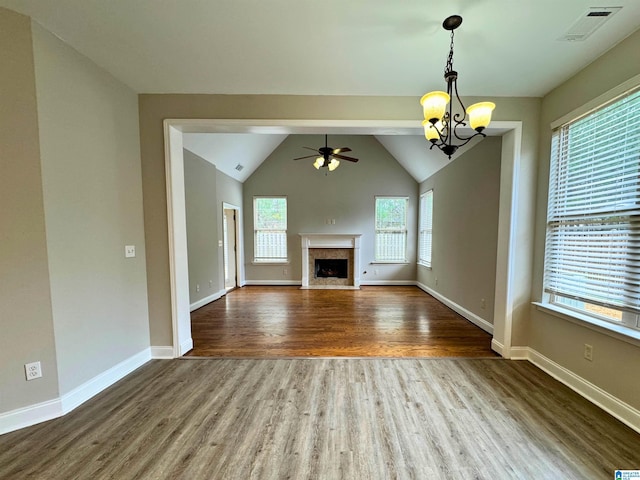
<box><xmin>558</xmin><ymin>7</ymin><xmax>622</xmax><ymax>41</ymax></box>
<box><xmin>234</xmin><ymin>164</ymin><xmax>244</xmax><ymax>171</ymax></box>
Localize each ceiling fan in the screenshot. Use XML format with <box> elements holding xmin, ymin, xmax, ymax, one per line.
<box><xmin>293</xmin><ymin>135</ymin><xmax>359</xmax><ymax>171</ymax></box>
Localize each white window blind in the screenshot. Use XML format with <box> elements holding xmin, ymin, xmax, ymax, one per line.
<box><xmin>544</xmin><ymin>88</ymin><xmax>640</xmax><ymax>328</ymax></box>
<box><xmin>375</xmin><ymin>197</ymin><xmax>408</xmax><ymax>262</ymax></box>
<box><xmin>254</xmin><ymin>197</ymin><xmax>287</xmax><ymax>262</ymax></box>
<box><xmin>419</xmin><ymin>190</ymin><xmax>433</xmax><ymax>267</ymax></box>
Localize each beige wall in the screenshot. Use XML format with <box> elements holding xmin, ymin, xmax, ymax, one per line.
<box><xmin>243</xmin><ymin>134</ymin><xmax>418</xmax><ymax>283</ymax></box>
<box><xmin>418</xmin><ymin>137</ymin><xmax>502</xmax><ymax>324</ymax></box>
<box><xmin>529</xmin><ymin>28</ymin><xmax>640</xmax><ymax>410</ymax></box>
<box><xmin>139</xmin><ymin>94</ymin><xmax>539</xmax><ymax>346</ymax></box>
<box><xmin>31</xmin><ymin>23</ymin><xmax>150</xmax><ymax>394</ymax></box>
<box><xmin>0</xmin><ymin>8</ymin><xmax>60</xmax><ymax>412</ymax></box>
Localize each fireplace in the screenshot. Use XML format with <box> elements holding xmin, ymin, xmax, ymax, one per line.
<box><xmin>315</xmin><ymin>259</ymin><xmax>348</xmax><ymax>279</ymax></box>
<box><xmin>299</xmin><ymin>234</ymin><xmax>362</xmax><ymax>289</ymax></box>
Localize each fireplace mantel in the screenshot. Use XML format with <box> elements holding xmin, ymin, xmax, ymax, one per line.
<box><xmin>299</xmin><ymin>234</ymin><xmax>362</xmax><ymax>289</ymax></box>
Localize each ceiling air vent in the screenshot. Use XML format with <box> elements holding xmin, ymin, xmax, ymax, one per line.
<box><xmin>558</xmin><ymin>7</ymin><xmax>622</xmax><ymax>41</ymax></box>
<box><xmin>235</xmin><ymin>164</ymin><xmax>244</xmax><ymax>172</ymax></box>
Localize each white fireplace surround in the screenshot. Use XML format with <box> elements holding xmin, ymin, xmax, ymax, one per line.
<box><xmin>300</xmin><ymin>234</ymin><xmax>362</xmax><ymax>289</ymax></box>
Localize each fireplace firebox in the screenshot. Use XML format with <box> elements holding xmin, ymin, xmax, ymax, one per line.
<box><xmin>315</xmin><ymin>259</ymin><xmax>348</xmax><ymax>279</ymax></box>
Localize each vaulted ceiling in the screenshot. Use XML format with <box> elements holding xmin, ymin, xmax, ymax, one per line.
<box><xmin>4</xmin><ymin>0</ymin><xmax>639</xmax><ymax>181</ymax></box>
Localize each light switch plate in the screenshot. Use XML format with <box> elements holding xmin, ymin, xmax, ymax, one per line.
<box><xmin>125</xmin><ymin>245</ymin><xmax>136</xmax><ymax>258</ymax></box>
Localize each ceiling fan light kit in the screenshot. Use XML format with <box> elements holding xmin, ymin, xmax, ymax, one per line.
<box><xmin>294</xmin><ymin>135</ymin><xmax>359</xmax><ymax>172</ymax></box>
<box><xmin>420</xmin><ymin>15</ymin><xmax>495</xmax><ymax>159</ymax></box>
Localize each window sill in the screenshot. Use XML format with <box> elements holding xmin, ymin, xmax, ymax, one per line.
<box><xmin>533</xmin><ymin>302</ymin><xmax>640</xmax><ymax>347</ymax></box>
<box><xmin>417</xmin><ymin>262</ymin><xmax>432</xmax><ymax>270</ymax></box>
<box><xmin>370</xmin><ymin>261</ymin><xmax>410</xmax><ymax>265</ymax></box>
<box><xmin>252</xmin><ymin>260</ymin><xmax>289</xmax><ymax>265</ymax></box>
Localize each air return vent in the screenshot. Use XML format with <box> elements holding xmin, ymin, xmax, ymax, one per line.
<box><xmin>558</xmin><ymin>7</ymin><xmax>622</xmax><ymax>41</ymax></box>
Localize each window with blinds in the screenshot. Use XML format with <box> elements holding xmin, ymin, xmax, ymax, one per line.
<box><xmin>375</xmin><ymin>196</ymin><xmax>408</xmax><ymax>262</ymax></box>
<box><xmin>544</xmin><ymin>88</ymin><xmax>640</xmax><ymax>331</ymax></box>
<box><xmin>254</xmin><ymin>196</ymin><xmax>287</xmax><ymax>263</ymax></box>
<box><xmin>419</xmin><ymin>190</ymin><xmax>433</xmax><ymax>267</ymax></box>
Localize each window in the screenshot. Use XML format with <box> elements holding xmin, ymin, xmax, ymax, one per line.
<box><xmin>254</xmin><ymin>196</ymin><xmax>287</xmax><ymax>263</ymax></box>
<box><xmin>419</xmin><ymin>190</ymin><xmax>433</xmax><ymax>267</ymax></box>
<box><xmin>375</xmin><ymin>196</ymin><xmax>408</xmax><ymax>262</ymax></box>
<box><xmin>544</xmin><ymin>88</ymin><xmax>640</xmax><ymax>331</ymax></box>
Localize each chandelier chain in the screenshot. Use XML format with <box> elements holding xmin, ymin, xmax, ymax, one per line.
<box><xmin>445</xmin><ymin>30</ymin><xmax>455</xmax><ymax>76</ymax></box>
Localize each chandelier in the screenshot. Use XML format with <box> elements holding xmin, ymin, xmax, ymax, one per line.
<box><xmin>420</xmin><ymin>15</ymin><xmax>495</xmax><ymax>159</ymax></box>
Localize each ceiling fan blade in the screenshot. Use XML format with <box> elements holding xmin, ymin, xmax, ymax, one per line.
<box><xmin>332</xmin><ymin>153</ymin><xmax>359</xmax><ymax>163</ymax></box>
<box><xmin>302</xmin><ymin>146</ymin><xmax>319</xmax><ymax>152</ymax></box>
<box><xmin>332</xmin><ymin>147</ymin><xmax>352</xmax><ymax>154</ymax></box>
<box><xmin>293</xmin><ymin>154</ymin><xmax>319</xmax><ymax>161</ymax></box>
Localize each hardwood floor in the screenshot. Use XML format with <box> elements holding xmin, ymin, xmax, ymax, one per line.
<box><xmin>187</xmin><ymin>286</ymin><xmax>496</xmax><ymax>358</ymax></box>
<box><xmin>1</xmin><ymin>358</ymin><xmax>638</xmax><ymax>479</ymax></box>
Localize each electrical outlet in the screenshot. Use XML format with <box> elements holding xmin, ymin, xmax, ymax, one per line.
<box><xmin>435</xmin><ymin>277</ymin><xmax>438</xmax><ymax>286</ymax></box>
<box><xmin>584</xmin><ymin>344</ymin><xmax>593</xmax><ymax>361</ymax></box>
<box><xmin>25</xmin><ymin>361</ymin><xmax>42</xmax><ymax>380</ymax></box>
<box><xmin>125</xmin><ymin>245</ymin><xmax>136</xmax><ymax>258</ymax></box>
<box><xmin>209</xmin><ymin>280</ymin><xmax>213</xmax><ymax>287</ymax></box>
<box><xmin>374</xmin><ymin>269</ymin><xmax>379</xmax><ymax>275</ymax></box>
<box><xmin>480</xmin><ymin>298</ymin><xmax>486</xmax><ymax>310</ymax></box>
<box><xmin>283</xmin><ymin>268</ymin><xmax>288</xmax><ymax>276</ymax></box>
<box><xmin>196</xmin><ymin>284</ymin><xmax>200</xmax><ymax>293</ymax></box>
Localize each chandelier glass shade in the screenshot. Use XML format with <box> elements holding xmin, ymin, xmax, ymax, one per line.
<box><xmin>420</xmin><ymin>15</ymin><xmax>495</xmax><ymax>159</ymax></box>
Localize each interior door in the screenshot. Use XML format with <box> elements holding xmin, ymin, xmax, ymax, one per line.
<box><xmin>223</xmin><ymin>208</ymin><xmax>237</xmax><ymax>290</ymax></box>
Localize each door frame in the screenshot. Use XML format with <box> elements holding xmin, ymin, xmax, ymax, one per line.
<box><xmin>163</xmin><ymin>118</ymin><xmax>524</xmax><ymax>358</ymax></box>
<box><xmin>222</xmin><ymin>202</ymin><xmax>242</xmax><ymax>291</ymax></box>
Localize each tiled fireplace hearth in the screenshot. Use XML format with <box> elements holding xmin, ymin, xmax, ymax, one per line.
<box><xmin>299</xmin><ymin>234</ymin><xmax>362</xmax><ymax>289</ymax></box>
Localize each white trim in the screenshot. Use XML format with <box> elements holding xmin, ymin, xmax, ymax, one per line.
<box><xmin>507</xmin><ymin>346</ymin><xmax>530</xmax><ymax>360</ymax></box>
<box><xmin>0</xmin><ymin>348</ymin><xmax>152</xmax><ymax>435</ymax></box>
<box><xmin>491</xmin><ymin>339</ymin><xmax>505</xmax><ymax>357</ymax></box>
<box><xmin>163</xmin><ymin>123</ymin><xmax>192</xmax><ymax>358</ymax></box>
<box><xmin>190</xmin><ymin>289</ymin><xmax>226</xmax><ymax>312</ymax></box>
<box><xmin>417</xmin><ymin>282</ymin><xmax>494</xmax><ymax>334</ymax></box>
<box><xmin>514</xmin><ymin>347</ymin><xmax>640</xmax><ymax>435</ymax></box>
<box><xmin>180</xmin><ymin>338</ymin><xmax>194</xmax><ymax>355</ymax></box>
<box><xmin>551</xmin><ymin>73</ymin><xmax>640</xmax><ymax>129</ymax></box>
<box><xmin>361</xmin><ymin>280</ymin><xmax>416</xmax><ymax>286</ymax></box>
<box><xmin>151</xmin><ymin>346</ymin><xmax>175</xmax><ymax>359</ymax></box>
<box><xmin>164</xmin><ymin>119</ymin><xmax>521</xmax><ymax>360</ymax></box>
<box><xmin>533</xmin><ymin>303</ymin><xmax>640</xmax><ymax>347</ymax></box>
<box><xmin>0</xmin><ymin>398</ymin><xmax>62</xmax><ymax>436</ymax></box>
<box><xmin>244</xmin><ymin>280</ymin><xmax>302</xmax><ymax>286</ymax></box>
<box><xmin>60</xmin><ymin>349</ymin><xmax>151</xmax><ymax>412</ymax></box>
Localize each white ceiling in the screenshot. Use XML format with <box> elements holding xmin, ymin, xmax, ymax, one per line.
<box><xmin>4</xmin><ymin>0</ymin><xmax>639</xmax><ymax>181</ymax></box>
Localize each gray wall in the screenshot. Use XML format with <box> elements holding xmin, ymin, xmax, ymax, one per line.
<box><xmin>529</xmin><ymin>28</ymin><xmax>640</xmax><ymax>410</ymax></box>
<box><xmin>0</xmin><ymin>8</ymin><xmax>60</xmax><ymax>413</ymax></box>
<box><xmin>242</xmin><ymin>134</ymin><xmax>418</xmax><ymax>283</ymax></box>
<box><xmin>184</xmin><ymin>150</ymin><xmax>221</xmax><ymax>303</ymax></box>
<box><xmin>418</xmin><ymin>137</ymin><xmax>502</xmax><ymax>324</ymax></box>
<box><xmin>32</xmin><ymin>23</ymin><xmax>150</xmax><ymax>395</ymax></box>
<box><xmin>185</xmin><ymin>149</ymin><xmax>244</xmax><ymax>304</ymax></box>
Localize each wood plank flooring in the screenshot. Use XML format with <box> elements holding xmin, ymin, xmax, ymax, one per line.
<box><xmin>1</xmin><ymin>358</ymin><xmax>638</xmax><ymax>479</ymax></box>
<box><xmin>187</xmin><ymin>286</ymin><xmax>496</xmax><ymax>357</ymax></box>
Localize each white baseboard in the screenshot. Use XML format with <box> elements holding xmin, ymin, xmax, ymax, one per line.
<box><xmin>0</xmin><ymin>348</ymin><xmax>152</xmax><ymax>436</ymax></box>
<box><xmin>180</xmin><ymin>338</ymin><xmax>194</xmax><ymax>356</ymax></box>
<box><xmin>189</xmin><ymin>289</ymin><xmax>226</xmax><ymax>312</ymax></box>
<box><xmin>417</xmin><ymin>282</ymin><xmax>494</xmax><ymax>334</ymax></box>
<box><xmin>360</xmin><ymin>280</ymin><xmax>417</xmax><ymax>286</ymax></box>
<box><xmin>151</xmin><ymin>346</ymin><xmax>174</xmax><ymax>359</ymax></box>
<box><xmin>60</xmin><ymin>349</ymin><xmax>151</xmax><ymax>413</ymax></box>
<box><xmin>491</xmin><ymin>339</ymin><xmax>505</xmax><ymax>356</ymax></box>
<box><xmin>513</xmin><ymin>346</ymin><xmax>640</xmax><ymax>435</ymax></box>
<box><xmin>0</xmin><ymin>397</ymin><xmax>63</xmax><ymax>436</ymax></box>
<box><xmin>244</xmin><ymin>280</ymin><xmax>302</xmax><ymax>286</ymax></box>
